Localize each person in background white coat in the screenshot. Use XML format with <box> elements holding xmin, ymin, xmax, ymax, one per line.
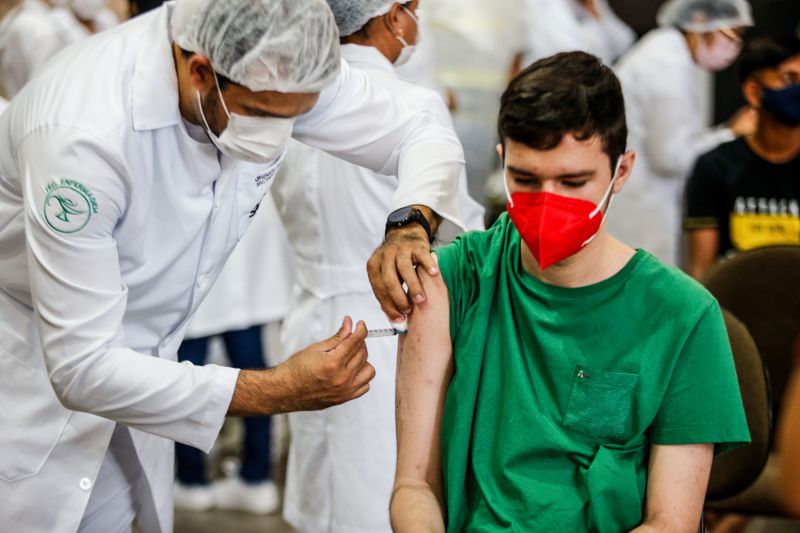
<box><xmin>49</xmin><ymin>0</ymin><xmax>118</xmax><ymax>42</ymax></box>
<box><xmin>273</xmin><ymin>2</ymin><xmax>484</xmax><ymax>531</ymax></box>
<box><xmin>0</xmin><ymin>0</ymin><xmax>468</xmax><ymax>531</ymax></box>
<box><xmin>608</xmin><ymin>0</ymin><xmax>755</xmax><ymax>266</ymax></box>
<box><xmin>0</xmin><ymin>0</ymin><xmax>68</xmax><ymax>98</ymax></box>
<box><xmin>520</xmin><ymin>0</ymin><xmax>635</xmax><ymax>67</ymax></box>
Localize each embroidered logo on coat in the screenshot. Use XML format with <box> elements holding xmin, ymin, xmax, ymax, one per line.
<box><xmin>43</xmin><ymin>179</ymin><xmax>99</xmax><ymax>234</ymax></box>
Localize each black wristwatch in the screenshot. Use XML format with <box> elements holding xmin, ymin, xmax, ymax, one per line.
<box><xmin>385</xmin><ymin>206</ymin><xmax>434</xmax><ymax>242</ymax></box>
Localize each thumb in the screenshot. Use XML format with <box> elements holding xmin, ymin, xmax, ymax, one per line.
<box><xmin>315</xmin><ymin>316</ymin><xmax>353</xmax><ymax>352</ymax></box>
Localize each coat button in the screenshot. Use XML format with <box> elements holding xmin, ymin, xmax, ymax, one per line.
<box><xmin>79</xmin><ymin>477</ymin><xmax>92</xmax><ymax>491</ymax></box>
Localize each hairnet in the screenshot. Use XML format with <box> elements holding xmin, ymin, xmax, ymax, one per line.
<box><xmin>325</xmin><ymin>0</ymin><xmax>401</xmax><ymax>37</ymax></box>
<box><xmin>657</xmin><ymin>0</ymin><xmax>753</xmax><ymax>32</ymax></box>
<box><xmin>172</xmin><ymin>0</ymin><xmax>341</xmax><ymax>93</ymax></box>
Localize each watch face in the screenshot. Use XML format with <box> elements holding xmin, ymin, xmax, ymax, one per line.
<box><xmin>388</xmin><ymin>206</ymin><xmax>416</xmax><ymax>224</ymax></box>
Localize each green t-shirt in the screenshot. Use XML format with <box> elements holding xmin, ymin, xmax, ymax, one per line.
<box><xmin>436</xmin><ymin>214</ymin><xmax>750</xmax><ymax>533</ymax></box>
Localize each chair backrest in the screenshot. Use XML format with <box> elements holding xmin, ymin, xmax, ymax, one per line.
<box><xmin>702</xmin><ymin>246</ymin><xmax>800</xmax><ymax>415</ymax></box>
<box><xmin>706</xmin><ymin>310</ymin><xmax>772</xmax><ymax>501</ymax></box>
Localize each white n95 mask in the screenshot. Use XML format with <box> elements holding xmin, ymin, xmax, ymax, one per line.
<box><xmin>197</xmin><ymin>72</ymin><xmax>295</xmax><ymax>164</ymax></box>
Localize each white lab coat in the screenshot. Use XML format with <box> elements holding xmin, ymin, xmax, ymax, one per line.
<box><xmin>521</xmin><ymin>0</ymin><xmax>635</xmax><ymax>66</ymax></box>
<box><xmin>608</xmin><ymin>27</ymin><xmax>735</xmax><ymax>265</ymax></box>
<box><xmin>0</xmin><ymin>5</ymin><xmax>465</xmax><ymax>533</ymax></box>
<box><xmin>0</xmin><ymin>0</ymin><xmax>69</xmax><ymax>98</ymax></box>
<box><xmin>184</xmin><ymin>193</ymin><xmax>294</xmax><ymax>339</ymax></box>
<box><xmin>273</xmin><ymin>44</ymin><xmax>484</xmax><ymax>533</ymax></box>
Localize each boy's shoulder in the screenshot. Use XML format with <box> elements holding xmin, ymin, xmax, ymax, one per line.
<box><xmin>628</xmin><ymin>250</ymin><xmax>719</xmax><ymax>317</ymax></box>
<box><xmin>436</xmin><ymin>214</ymin><xmax>514</xmax><ymax>279</ymax></box>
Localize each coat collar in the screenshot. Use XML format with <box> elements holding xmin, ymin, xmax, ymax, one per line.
<box><xmin>340</xmin><ymin>44</ymin><xmax>396</xmax><ymax>76</ymax></box>
<box><xmin>131</xmin><ymin>2</ymin><xmax>183</xmax><ymax>131</ymax></box>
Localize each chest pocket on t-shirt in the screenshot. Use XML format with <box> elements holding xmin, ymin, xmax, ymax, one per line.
<box><xmin>562</xmin><ymin>366</ymin><xmax>639</xmax><ymax>442</ymax></box>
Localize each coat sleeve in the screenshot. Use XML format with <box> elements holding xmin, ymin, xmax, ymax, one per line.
<box><xmin>293</xmin><ymin>60</ymin><xmax>466</xmax><ymax>236</ymax></box>
<box><xmin>19</xmin><ymin>125</ymin><xmax>238</xmax><ymax>452</ymax></box>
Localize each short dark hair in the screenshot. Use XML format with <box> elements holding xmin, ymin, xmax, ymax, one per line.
<box><xmin>498</xmin><ymin>52</ymin><xmax>627</xmax><ymax>169</ymax></box>
<box><xmin>738</xmin><ymin>35</ymin><xmax>800</xmax><ymax>82</ymax></box>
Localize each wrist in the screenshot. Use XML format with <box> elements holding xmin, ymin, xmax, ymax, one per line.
<box><xmin>386</xmin><ymin>205</ymin><xmax>437</xmax><ymax>243</ymax></box>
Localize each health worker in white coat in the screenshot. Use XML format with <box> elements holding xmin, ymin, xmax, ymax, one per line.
<box><xmin>48</xmin><ymin>0</ymin><xmax>119</xmax><ymax>43</ymax></box>
<box><xmin>0</xmin><ymin>0</ymin><xmax>468</xmax><ymax>532</ymax></box>
<box><xmin>0</xmin><ymin>0</ymin><xmax>69</xmax><ymax>98</ymax></box>
<box><xmin>520</xmin><ymin>0</ymin><xmax>635</xmax><ymax>67</ymax></box>
<box><xmin>274</xmin><ymin>3</ymin><xmax>485</xmax><ymax>531</ymax></box>
<box><xmin>607</xmin><ymin>0</ymin><xmax>755</xmax><ymax>266</ymax></box>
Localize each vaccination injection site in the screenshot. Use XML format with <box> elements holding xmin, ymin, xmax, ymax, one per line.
<box><xmin>2</xmin><ymin>0</ymin><xmax>800</xmax><ymax>531</ymax></box>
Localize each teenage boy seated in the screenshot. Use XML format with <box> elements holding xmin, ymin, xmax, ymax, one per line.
<box><xmin>390</xmin><ymin>52</ymin><xmax>750</xmax><ymax>533</ymax></box>
<box><xmin>685</xmin><ymin>35</ymin><xmax>800</xmax><ymax>280</ymax></box>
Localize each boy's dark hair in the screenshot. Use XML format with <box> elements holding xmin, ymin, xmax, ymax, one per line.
<box><xmin>498</xmin><ymin>52</ymin><xmax>627</xmax><ymax>170</ymax></box>
<box><xmin>738</xmin><ymin>35</ymin><xmax>800</xmax><ymax>82</ymax></box>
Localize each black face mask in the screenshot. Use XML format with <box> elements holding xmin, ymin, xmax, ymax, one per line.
<box><xmin>761</xmin><ymin>83</ymin><xmax>800</xmax><ymax>126</ymax></box>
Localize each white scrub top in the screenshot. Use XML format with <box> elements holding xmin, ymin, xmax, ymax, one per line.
<box><xmin>608</xmin><ymin>27</ymin><xmax>735</xmax><ymax>265</ymax></box>
<box><xmin>521</xmin><ymin>0</ymin><xmax>635</xmax><ymax>66</ymax></box>
<box><xmin>0</xmin><ymin>5</ymin><xmax>466</xmax><ymax>533</ymax></box>
<box><xmin>273</xmin><ymin>44</ymin><xmax>484</xmax><ymax>533</ymax></box>
<box><xmin>0</xmin><ymin>0</ymin><xmax>69</xmax><ymax>98</ymax></box>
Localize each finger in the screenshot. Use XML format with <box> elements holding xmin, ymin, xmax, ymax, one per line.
<box><xmin>316</xmin><ymin>316</ymin><xmax>353</xmax><ymax>352</ymax></box>
<box><xmin>415</xmin><ymin>245</ymin><xmax>439</xmax><ymax>276</ymax></box>
<box><xmin>381</xmin><ymin>255</ymin><xmax>413</xmax><ymax>316</ymax></box>
<box><xmin>329</xmin><ymin>320</ymin><xmax>368</xmax><ymax>363</ymax></box>
<box><xmin>345</xmin><ymin>342</ymin><xmax>369</xmax><ymax>372</ymax></box>
<box><xmin>397</xmin><ymin>252</ymin><xmax>426</xmax><ymax>306</ymax></box>
<box><xmin>368</xmin><ymin>253</ymin><xmax>405</xmax><ymax>321</ymax></box>
<box><xmin>349</xmin><ymin>383</ymin><xmax>371</xmax><ymax>401</ymax></box>
<box><xmin>351</xmin><ymin>362</ymin><xmax>376</xmax><ymax>389</ymax></box>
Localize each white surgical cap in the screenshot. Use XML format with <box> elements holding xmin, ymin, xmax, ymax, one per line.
<box><xmin>657</xmin><ymin>0</ymin><xmax>753</xmax><ymax>33</ymax></box>
<box><xmin>325</xmin><ymin>0</ymin><xmax>402</xmax><ymax>37</ymax></box>
<box><xmin>172</xmin><ymin>0</ymin><xmax>341</xmax><ymax>93</ymax></box>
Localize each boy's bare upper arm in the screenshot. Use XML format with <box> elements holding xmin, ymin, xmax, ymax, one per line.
<box><xmin>395</xmin><ymin>262</ymin><xmax>455</xmax><ymax>498</ymax></box>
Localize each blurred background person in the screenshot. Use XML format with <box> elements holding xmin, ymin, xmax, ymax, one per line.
<box><xmin>172</xmin><ymin>197</ymin><xmax>293</xmax><ymax>515</ymax></box>
<box><xmin>48</xmin><ymin>0</ymin><xmax>118</xmax><ymax>42</ymax></box>
<box><xmin>0</xmin><ymin>0</ymin><xmax>67</xmax><ymax>98</ymax></box>
<box><xmin>684</xmin><ymin>35</ymin><xmax>800</xmax><ymax>279</ymax></box>
<box><xmin>272</xmin><ymin>1</ymin><xmax>484</xmax><ymax>531</ymax></box>
<box><xmin>424</xmin><ymin>0</ymin><xmax>524</xmax><ymax>207</ymax></box>
<box><xmin>519</xmin><ymin>0</ymin><xmax>636</xmax><ymax>67</ymax></box>
<box><xmin>607</xmin><ymin>0</ymin><xmax>755</xmax><ymax>266</ymax></box>
<box><xmin>127</xmin><ymin>0</ymin><xmax>161</xmax><ymax>16</ymax></box>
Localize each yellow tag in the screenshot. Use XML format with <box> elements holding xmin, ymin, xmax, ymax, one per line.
<box><xmin>730</xmin><ymin>213</ymin><xmax>800</xmax><ymax>251</ymax></box>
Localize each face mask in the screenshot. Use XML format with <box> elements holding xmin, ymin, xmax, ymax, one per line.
<box><xmin>761</xmin><ymin>83</ymin><xmax>800</xmax><ymax>126</ymax></box>
<box><xmin>196</xmin><ymin>72</ymin><xmax>295</xmax><ymax>164</ymax></box>
<box><xmin>694</xmin><ymin>33</ymin><xmax>742</xmax><ymax>72</ymax></box>
<box><xmin>505</xmin><ymin>159</ymin><xmax>622</xmax><ymax>270</ymax></box>
<box><xmin>393</xmin><ymin>6</ymin><xmax>419</xmax><ymax>66</ymax></box>
<box><xmin>70</xmin><ymin>0</ymin><xmax>108</xmax><ymax>20</ymax></box>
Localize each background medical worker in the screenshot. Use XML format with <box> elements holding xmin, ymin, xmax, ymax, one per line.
<box><xmin>274</xmin><ymin>2</ymin><xmax>485</xmax><ymax>531</ymax></box>
<box><xmin>0</xmin><ymin>0</ymin><xmax>467</xmax><ymax>532</ymax></box>
<box><xmin>519</xmin><ymin>0</ymin><xmax>635</xmax><ymax>67</ymax></box>
<box><xmin>48</xmin><ymin>0</ymin><xmax>119</xmax><ymax>42</ymax></box>
<box><xmin>608</xmin><ymin>0</ymin><xmax>755</xmax><ymax>266</ymax></box>
<box><xmin>0</xmin><ymin>0</ymin><xmax>69</xmax><ymax>98</ymax></box>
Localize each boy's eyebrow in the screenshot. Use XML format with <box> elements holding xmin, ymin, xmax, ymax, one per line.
<box><xmin>241</xmin><ymin>104</ymin><xmax>294</xmax><ymax>119</ymax></box>
<box><xmin>506</xmin><ymin>165</ymin><xmax>596</xmax><ymax>179</ymax></box>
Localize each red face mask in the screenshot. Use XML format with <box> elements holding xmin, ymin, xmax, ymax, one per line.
<box><xmin>505</xmin><ymin>160</ymin><xmax>620</xmax><ymax>270</ymax></box>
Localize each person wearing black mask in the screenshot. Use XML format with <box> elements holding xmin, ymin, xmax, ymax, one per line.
<box><xmin>684</xmin><ymin>35</ymin><xmax>800</xmax><ymax>279</ymax></box>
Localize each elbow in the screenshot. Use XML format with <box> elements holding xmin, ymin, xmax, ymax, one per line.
<box><xmin>47</xmin><ymin>359</ymin><xmax>96</xmax><ymax>413</ymax></box>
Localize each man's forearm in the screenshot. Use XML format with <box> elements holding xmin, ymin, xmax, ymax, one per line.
<box><xmin>390</xmin><ymin>483</ymin><xmax>446</xmax><ymax>533</ymax></box>
<box><xmin>227</xmin><ymin>368</ymin><xmax>293</xmax><ymax>416</ymax></box>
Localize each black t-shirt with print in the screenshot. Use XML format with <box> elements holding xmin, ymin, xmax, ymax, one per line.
<box><xmin>684</xmin><ymin>138</ymin><xmax>800</xmax><ymax>256</ymax></box>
